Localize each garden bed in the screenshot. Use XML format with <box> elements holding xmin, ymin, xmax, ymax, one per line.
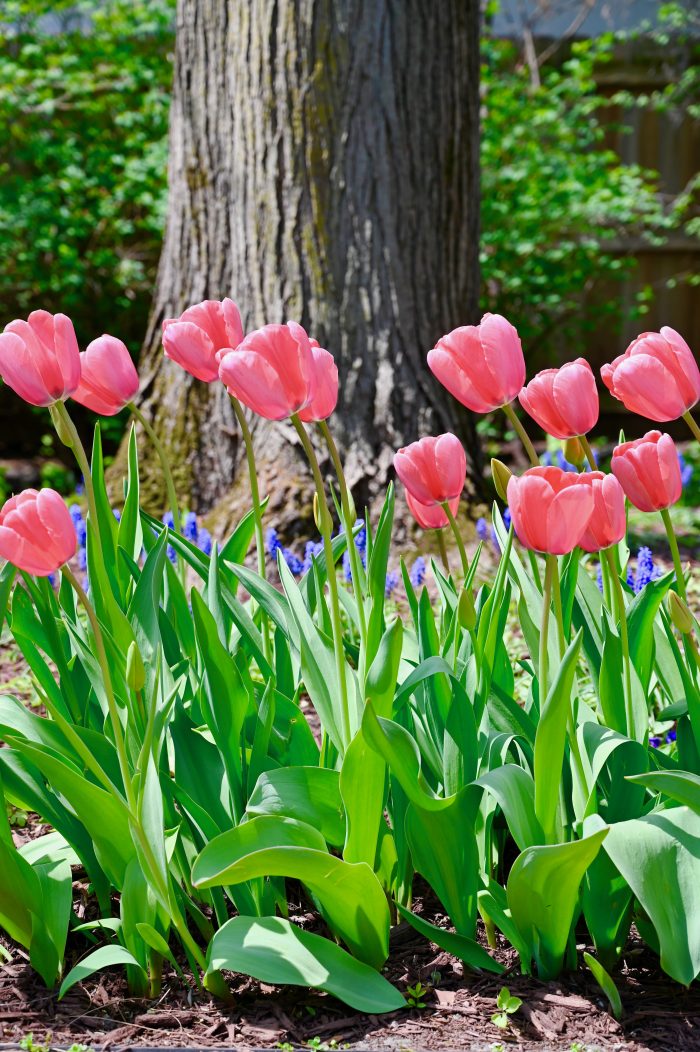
<box><xmin>1</xmin><ymin>898</ymin><xmax>699</xmax><ymax>1052</ymax></box>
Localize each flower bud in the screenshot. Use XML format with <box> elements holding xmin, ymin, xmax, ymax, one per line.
<box><xmin>313</xmin><ymin>492</ymin><xmax>324</xmax><ymax>532</ymax></box>
<box><xmin>564</xmin><ymin>437</ymin><xmax>585</xmax><ymax>467</ymax></box>
<box><xmin>458</xmin><ymin>587</ymin><xmax>477</xmax><ymax>631</ymax></box>
<box><xmin>491</xmin><ymin>458</ymin><xmax>512</xmax><ymax>503</ymax></box>
<box><xmin>126</xmin><ymin>641</ymin><xmax>146</xmax><ymax>692</ymax></box>
<box><xmin>668</xmin><ymin>590</ymin><xmax>694</xmax><ymax>635</ymax></box>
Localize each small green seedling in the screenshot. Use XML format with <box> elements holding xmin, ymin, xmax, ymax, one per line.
<box><xmin>406</xmin><ymin>981</ymin><xmax>430</xmax><ymax>1008</ymax></box>
<box><xmin>491</xmin><ymin>986</ymin><xmax>522</xmax><ymax>1029</ymax></box>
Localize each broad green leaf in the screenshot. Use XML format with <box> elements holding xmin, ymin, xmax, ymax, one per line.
<box><xmin>193</xmin><ymin>816</ymin><xmax>390</xmax><ymax>968</ymax></box>
<box><xmin>601</xmin><ymin>807</ymin><xmax>700</xmax><ymax>985</ymax></box>
<box><xmin>207</xmin><ymin>916</ymin><xmax>405</xmax><ymax>1013</ymax></box>
<box><xmin>533</xmin><ymin>629</ymin><xmax>583</xmax><ymax>841</ymax></box>
<box><xmin>507</xmin><ymin>828</ymin><xmax>608</xmax><ymax>979</ymax></box>
<box><xmin>626</xmin><ymin>769</ymin><xmax>700</xmax><ymax>812</ymax></box>
<box><xmin>247</xmin><ymin>767</ymin><xmax>345</xmax><ymax>847</ymax></box>
<box><xmin>361</xmin><ymin>703</ymin><xmax>448</xmax><ymax>811</ymax></box>
<box><xmin>395</xmin><ymin>902</ymin><xmax>504</xmax><ymax>974</ymax></box>
<box><xmin>476</xmin><ymin>765</ymin><xmax>544</xmax><ymax>851</ymax></box>
<box><xmin>59</xmin><ymin>946</ymin><xmax>145</xmax><ymax>1000</ymax></box>
<box><xmin>406</xmin><ymin>788</ymin><xmax>480</xmax><ymax>936</ymax></box>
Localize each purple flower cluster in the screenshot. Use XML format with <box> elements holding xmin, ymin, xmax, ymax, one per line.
<box><xmin>650</xmin><ymin>728</ymin><xmax>677</xmax><ymax>748</ymax></box>
<box><xmin>597</xmin><ymin>547</ymin><xmax>661</xmax><ymax>596</ymax></box>
<box><xmin>541</xmin><ymin>448</ymin><xmax>598</xmax><ymax>472</ymax></box>
<box><xmin>476</xmin><ymin>507</ymin><xmax>511</xmax><ymax>554</ymax></box>
<box><xmin>163</xmin><ymin>511</ymin><xmax>212</xmax><ymax>563</ymax></box>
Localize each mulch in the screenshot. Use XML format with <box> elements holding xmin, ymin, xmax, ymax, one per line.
<box><xmin>2</xmin><ymin>879</ymin><xmax>700</xmax><ymax>1052</ymax></box>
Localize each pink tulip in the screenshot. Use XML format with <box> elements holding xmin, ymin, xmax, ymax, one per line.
<box><xmin>427</xmin><ymin>313</ymin><xmax>525</xmax><ymax>413</ymax></box>
<box><xmin>575</xmin><ymin>472</ymin><xmax>626</xmax><ymax>553</ymax></box>
<box><xmin>394</xmin><ymin>434</ymin><xmax>466</xmax><ymax>507</ymax></box>
<box><xmin>71</xmin><ymin>335</ymin><xmax>140</xmax><ymax>416</ymax></box>
<box><xmin>601</xmin><ymin>327</ymin><xmax>700</xmax><ymax>422</ymax></box>
<box><xmin>406</xmin><ymin>490</ymin><xmax>458</xmax><ymax>530</ymax></box>
<box><xmin>611</xmin><ymin>430</ymin><xmax>682</xmax><ymax>513</ymax></box>
<box><xmin>0</xmin><ymin>310</ymin><xmax>80</xmax><ymax>406</ymax></box>
<box><xmin>519</xmin><ymin>359</ymin><xmax>598</xmax><ymax>440</ymax></box>
<box><xmin>218</xmin><ymin>321</ymin><xmax>331</xmax><ymax>421</ymax></box>
<box><xmin>297</xmin><ymin>339</ymin><xmax>339</xmax><ymax>423</ymax></box>
<box><xmin>506</xmin><ymin>466</ymin><xmax>595</xmax><ymax>554</ymax></box>
<box><xmin>0</xmin><ymin>489</ymin><xmax>76</xmax><ymax>576</ymax></box>
<box><xmin>162</xmin><ymin>298</ymin><xmax>244</xmax><ymax>382</ymax></box>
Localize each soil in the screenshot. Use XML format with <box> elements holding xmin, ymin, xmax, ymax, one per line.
<box><xmin>1</xmin><ymin>882</ymin><xmax>700</xmax><ymax>1052</ymax></box>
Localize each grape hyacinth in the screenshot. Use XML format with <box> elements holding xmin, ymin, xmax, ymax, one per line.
<box><xmin>410</xmin><ymin>556</ymin><xmax>427</xmax><ymax>588</ymax></box>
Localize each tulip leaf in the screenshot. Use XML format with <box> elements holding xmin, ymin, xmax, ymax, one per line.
<box><xmin>193</xmin><ymin>816</ymin><xmax>389</xmax><ymax>968</ymax></box>
<box><xmin>476</xmin><ymin>765</ymin><xmax>544</xmax><ymax>851</ymax></box>
<box><xmin>601</xmin><ymin>807</ymin><xmax>700</xmax><ymax>985</ymax></box>
<box><xmin>626</xmin><ymin>769</ymin><xmax>700</xmax><ymax>813</ymax></box>
<box><xmin>507</xmin><ymin>827</ymin><xmax>608</xmax><ymax>979</ymax></box>
<box><xmin>207</xmin><ymin>916</ymin><xmax>405</xmax><ymax>1013</ymax></box>
<box><xmin>59</xmin><ymin>945</ymin><xmax>146</xmax><ymax>1000</ymax></box>
<box><xmin>247</xmin><ymin>769</ymin><xmax>346</xmax><ymax>847</ymax></box>
<box><xmin>394</xmin><ymin>902</ymin><xmax>504</xmax><ymax>974</ymax></box>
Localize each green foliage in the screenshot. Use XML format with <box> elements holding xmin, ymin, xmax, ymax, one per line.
<box><xmin>0</xmin><ymin>0</ymin><xmax>173</xmax><ymax>348</ymax></box>
<box><xmin>491</xmin><ymin>986</ymin><xmax>522</xmax><ymax>1029</ymax></box>
<box><xmin>481</xmin><ymin>17</ymin><xmax>696</xmax><ymax>365</ymax></box>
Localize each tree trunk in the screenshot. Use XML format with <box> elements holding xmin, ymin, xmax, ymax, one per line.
<box><xmin>131</xmin><ymin>0</ymin><xmax>482</xmax><ymax>534</ymax></box>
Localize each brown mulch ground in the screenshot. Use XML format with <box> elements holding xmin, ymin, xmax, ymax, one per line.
<box><xmin>2</xmin><ymin>886</ymin><xmax>700</xmax><ymax>1052</ymax></box>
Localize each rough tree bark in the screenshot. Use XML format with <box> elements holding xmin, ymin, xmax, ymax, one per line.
<box><xmin>132</xmin><ymin>0</ymin><xmax>482</xmax><ymax>533</ymax></box>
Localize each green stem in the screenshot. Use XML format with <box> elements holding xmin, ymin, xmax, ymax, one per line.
<box><xmin>229</xmin><ymin>398</ymin><xmax>267</xmax><ymax>583</ymax></box>
<box><xmin>62</xmin><ymin>564</ymin><xmax>135</xmax><ymax>812</ymax></box>
<box><xmin>435</xmin><ymin>528</ymin><xmax>450</xmax><ymax>573</ymax></box>
<box><xmin>660</xmin><ymin>506</ymin><xmax>686</xmax><ymax>601</ymax></box>
<box><xmin>549</xmin><ymin>555</ymin><xmax>588</xmax><ymax>799</ymax></box>
<box><xmin>319</xmin><ymin>419</ymin><xmax>368</xmax><ymax>651</ymax></box>
<box><xmin>502</xmin><ymin>402</ymin><xmax>539</xmax><ymax>467</ymax></box>
<box><xmin>539</xmin><ymin>556</ymin><xmax>555</xmax><ymax>699</ymax></box>
<box><xmin>292</xmin><ymin>415</ymin><xmax>351</xmax><ymax>749</ymax></box>
<box><xmin>63</xmin><ymin>569</ymin><xmax>207</xmax><ymax>974</ymax></box>
<box><xmin>441</xmin><ymin>502</ymin><xmax>469</xmax><ymax>578</ymax></box>
<box><xmin>604</xmin><ymin>546</ymin><xmax>634</xmax><ymax>738</ymax></box>
<box><xmin>578</xmin><ymin>433</ymin><xmax>598</xmax><ymax>472</ymax></box>
<box><xmin>128</xmin><ymin>403</ymin><xmax>182</xmax><ymax>539</ymax></box>
<box><xmin>229</xmin><ymin>397</ymin><xmax>271</xmax><ymax>664</ymax></box>
<box><xmin>52</xmin><ymin>402</ymin><xmax>99</xmax><ymax>533</ymax></box>
<box><xmin>683</xmin><ymin>410</ymin><xmax>700</xmax><ymax>445</ymax></box>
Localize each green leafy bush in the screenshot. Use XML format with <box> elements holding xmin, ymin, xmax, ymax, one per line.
<box><xmin>480</xmin><ymin>28</ymin><xmax>694</xmax><ymax>367</ymax></box>
<box><xmin>0</xmin><ymin>0</ymin><xmax>173</xmax><ymax>350</ymax></box>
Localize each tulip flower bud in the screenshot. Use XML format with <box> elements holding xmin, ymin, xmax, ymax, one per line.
<box><xmin>491</xmin><ymin>458</ymin><xmax>512</xmax><ymax>503</ymax></box>
<box><xmin>668</xmin><ymin>591</ymin><xmax>695</xmax><ymax>635</ymax></box>
<box><xmin>313</xmin><ymin>492</ymin><xmax>325</xmax><ymax>533</ymax></box>
<box><xmin>48</xmin><ymin>404</ymin><xmax>75</xmax><ymax>448</ymax></box>
<box><xmin>564</xmin><ymin>437</ymin><xmax>585</xmax><ymax>467</ymax></box>
<box><xmin>458</xmin><ymin>587</ymin><xmax>477</xmax><ymax>631</ymax></box>
<box><xmin>126</xmin><ymin>641</ymin><xmax>146</xmax><ymax>692</ymax></box>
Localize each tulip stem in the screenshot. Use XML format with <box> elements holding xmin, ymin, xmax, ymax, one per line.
<box><xmin>63</xmin><ymin>562</ymin><xmax>209</xmax><ymax>976</ymax></box>
<box><xmin>441</xmin><ymin>502</ymin><xmax>469</xmax><ymax>578</ymax></box>
<box><xmin>228</xmin><ymin>397</ymin><xmax>272</xmax><ymax>665</ymax></box>
<box><xmin>660</xmin><ymin>506</ymin><xmax>686</xmax><ymax>601</ymax></box>
<box><xmin>683</xmin><ymin>410</ymin><xmax>700</xmax><ymax>445</ymax></box>
<box><xmin>129</xmin><ymin>403</ymin><xmax>182</xmax><ymax>539</ymax></box>
<box><xmin>228</xmin><ymin>398</ymin><xmax>267</xmax><ymax>583</ymax></box>
<box><xmin>502</xmin><ymin>402</ymin><xmax>539</xmax><ymax>467</ymax></box>
<box><xmin>62</xmin><ymin>564</ymin><xmax>134</xmax><ymax>812</ymax></box>
<box><xmin>292</xmin><ymin>414</ymin><xmax>351</xmax><ymax>750</ymax></box>
<box><xmin>51</xmin><ymin>402</ymin><xmax>99</xmax><ymax>536</ymax></box>
<box><xmin>549</xmin><ymin>554</ymin><xmax>588</xmax><ymax>808</ymax></box>
<box><xmin>604</xmin><ymin>546</ymin><xmax>634</xmax><ymax>739</ymax></box>
<box><xmin>539</xmin><ymin>555</ymin><xmax>554</xmax><ymax>703</ymax></box>
<box><xmin>436</xmin><ymin>528</ymin><xmax>450</xmax><ymax>572</ymax></box>
<box><xmin>318</xmin><ymin>419</ymin><xmax>368</xmax><ymax>652</ymax></box>
<box><xmin>578</xmin><ymin>434</ymin><xmax>598</xmax><ymax>472</ymax></box>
